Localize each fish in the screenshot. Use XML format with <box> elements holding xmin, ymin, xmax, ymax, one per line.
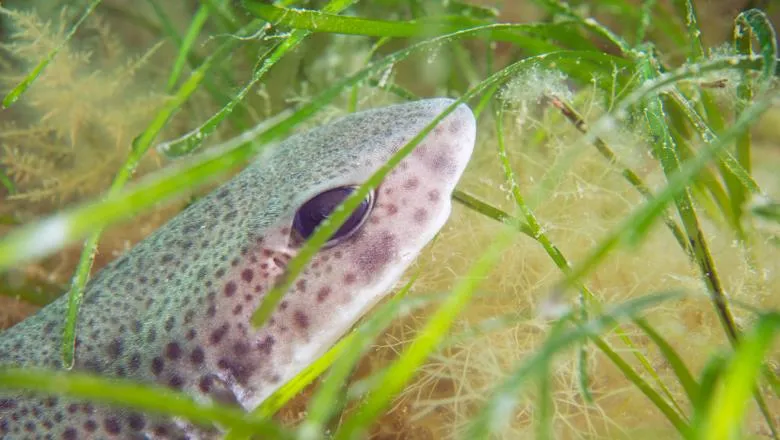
<box><xmin>0</xmin><ymin>98</ymin><xmax>476</xmax><ymax>439</ymax></box>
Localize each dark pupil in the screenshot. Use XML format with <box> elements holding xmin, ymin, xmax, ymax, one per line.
<box><xmin>292</xmin><ymin>186</ymin><xmax>373</xmax><ymax>245</ymax></box>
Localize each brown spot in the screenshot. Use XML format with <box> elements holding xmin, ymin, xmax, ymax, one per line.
<box><xmin>431</xmin><ymin>152</ymin><xmax>455</xmax><ymax>175</ymax></box>
<box><xmin>403</xmin><ymin>177</ymin><xmax>419</xmax><ymax>189</ymax></box>
<box><xmin>224</xmin><ymin>281</ymin><xmax>237</xmax><ymax>297</ymax></box>
<box><xmin>344</xmin><ymin>273</ymin><xmax>357</xmax><ymax>284</ymax></box>
<box><xmin>0</xmin><ymin>399</ymin><xmax>16</xmax><ymax>410</ymax></box>
<box><xmin>296</xmin><ymin>279</ymin><xmax>307</xmax><ymax>292</ymax></box>
<box><xmin>258</xmin><ymin>336</ymin><xmax>275</xmax><ymax>355</ymax></box>
<box><xmin>210</xmin><ymin>323</ymin><xmax>230</xmax><ymax>345</ymax></box>
<box><xmin>413</xmin><ymin>208</ymin><xmax>428</xmax><ymax>224</ymax></box>
<box><xmin>233</xmin><ymin>304</ymin><xmax>244</xmax><ymax>315</ymax></box>
<box><xmin>169</xmin><ymin>375</ymin><xmax>184</xmax><ymax>389</ymax></box>
<box><xmin>293</xmin><ymin>311</ymin><xmax>310</xmax><ymax>329</ymax></box>
<box><xmin>165</xmin><ymin>342</ymin><xmax>182</xmax><ymax>360</ymax></box>
<box><xmin>356</xmin><ymin>231</ymin><xmax>397</xmax><ymax>273</ymax></box>
<box><xmin>198</xmin><ymin>375</ymin><xmax>212</xmax><ymax>392</ymax></box>
<box><xmin>233</xmin><ymin>341</ymin><xmax>250</xmax><ymax>355</ymax></box>
<box><xmin>190</xmin><ymin>347</ymin><xmax>205</xmax><ymax>364</ymax></box>
<box><xmin>106</xmin><ymin>338</ymin><xmax>123</xmax><ymax>358</ymax></box>
<box><xmin>449</xmin><ymin>119</ymin><xmax>462</xmax><ymax>134</ymax></box>
<box><xmin>151</xmin><ymin>357</ymin><xmax>164</xmax><ymax>375</ymax></box>
<box><xmin>164</xmin><ymin>316</ymin><xmax>175</xmax><ymax>332</ymax></box>
<box><xmin>241</xmin><ymin>269</ymin><xmax>254</xmax><ymax>283</ymax></box>
<box><xmin>386</xmin><ymin>204</ymin><xmax>398</xmax><ymax>215</ymax></box>
<box><xmin>414</xmin><ymin>144</ymin><xmax>430</xmax><ymax>157</ymax></box>
<box><xmin>63</xmin><ymin>428</ymin><xmax>78</xmax><ymax>439</ymax></box>
<box><xmin>217</xmin><ymin>358</ymin><xmax>253</xmax><ymax>384</ymax></box>
<box><xmin>104</xmin><ymin>417</ymin><xmax>121</xmax><ymax>434</ymax></box>
<box><xmin>84</xmin><ymin>420</ymin><xmax>97</xmax><ymax>432</ymax></box>
<box><xmin>127</xmin><ymin>413</ymin><xmax>145</xmax><ymax>431</ymax></box>
<box><xmin>428</xmin><ymin>190</ymin><xmax>441</xmax><ymax>202</ymax></box>
<box><xmin>317</xmin><ymin>287</ymin><xmax>332</xmax><ymax>302</ymax></box>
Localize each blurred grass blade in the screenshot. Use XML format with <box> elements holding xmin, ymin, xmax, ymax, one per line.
<box><xmin>334</xmin><ymin>224</ymin><xmax>517</xmax><ymax>440</ymax></box>
<box><xmin>0</xmin><ymin>367</ymin><xmax>292</xmax><ymax>438</ymax></box>
<box><xmin>298</xmin><ymin>274</ymin><xmax>422</xmax><ymax>438</ymax></box>
<box><xmin>60</xmin><ymin>53</ymin><xmax>206</xmax><ymax>368</ymax></box>
<box><xmin>752</xmin><ymin>200</ymin><xmax>780</xmax><ymax>222</ymax></box>
<box><xmin>694</xmin><ymin>313</ymin><xmax>780</xmax><ymax>440</ymax></box>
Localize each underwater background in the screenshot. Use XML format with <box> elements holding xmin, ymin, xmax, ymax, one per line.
<box><xmin>1</xmin><ymin>0</ymin><xmax>780</xmax><ymax>439</ymax></box>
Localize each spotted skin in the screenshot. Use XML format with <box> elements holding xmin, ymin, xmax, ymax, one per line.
<box><xmin>0</xmin><ymin>99</ymin><xmax>476</xmax><ymax>439</ymax></box>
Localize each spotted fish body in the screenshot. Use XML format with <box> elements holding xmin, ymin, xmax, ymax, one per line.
<box><xmin>0</xmin><ymin>99</ymin><xmax>476</xmax><ymax>439</ymax></box>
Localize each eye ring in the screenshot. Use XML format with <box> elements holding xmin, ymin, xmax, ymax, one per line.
<box><xmin>291</xmin><ymin>186</ymin><xmax>375</xmax><ymax>248</ymax></box>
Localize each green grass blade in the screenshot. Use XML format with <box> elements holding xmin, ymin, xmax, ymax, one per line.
<box><xmin>694</xmin><ymin>313</ymin><xmax>780</xmax><ymax>440</ymax></box>
<box><xmin>243</xmin><ymin>1</ymin><xmax>592</xmax><ymax>50</ymax></box>
<box><xmin>166</xmin><ymin>4</ymin><xmax>210</xmax><ymax>92</ymax></box>
<box><xmin>634</xmin><ymin>0</ymin><xmax>656</xmax><ymax>44</ymax></box>
<box><xmin>671</xmin><ymin>0</ymin><xmax>705</xmax><ymax>60</ymax></box>
<box><xmin>451</xmin><ymin>190</ymin><xmax>534</xmax><ymax>238</ymax></box>
<box><xmin>530</xmin><ymin>0</ymin><xmax>631</xmax><ymax>54</ymax></box>
<box><xmin>334</xmin><ymin>224</ymin><xmax>517</xmax><ymax>440</ymax></box>
<box><xmin>589</xmin><ymin>334</ymin><xmax>691</xmax><ymax>437</ymax></box>
<box><xmin>735</xmin><ymin>9</ymin><xmax>778</xmax><ymax>84</ymax></box>
<box><xmin>0</xmin><ymin>167</ymin><xmax>15</xmax><ymax>194</ymax></box>
<box><xmin>0</xmin><ymin>367</ymin><xmax>292</xmax><ymax>438</ymax></box>
<box><xmin>633</xmin><ymin>317</ymin><xmax>700</xmax><ymax>404</ymax></box>
<box><xmin>60</xmin><ymin>59</ymin><xmax>208</xmax><ymax>368</ymax></box>
<box><xmin>299</xmin><ymin>274</ymin><xmax>421</xmax><ymax>438</ymax></box>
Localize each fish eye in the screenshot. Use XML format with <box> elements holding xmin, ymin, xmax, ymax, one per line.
<box><xmin>292</xmin><ymin>186</ymin><xmax>374</xmax><ymax>247</ymax></box>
